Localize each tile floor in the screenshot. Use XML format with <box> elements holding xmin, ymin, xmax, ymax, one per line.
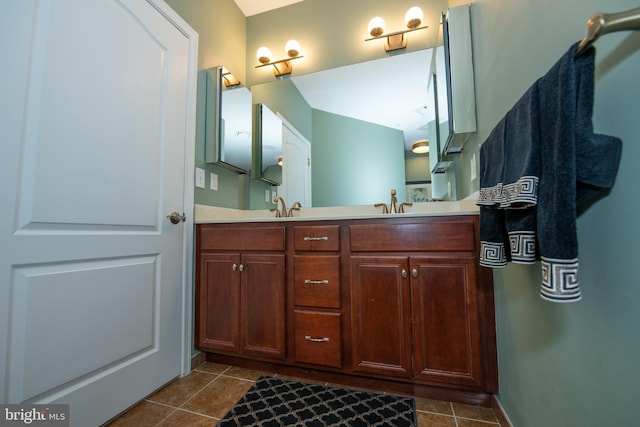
<box><xmin>107</xmin><ymin>362</ymin><xmax>505</xmax><ymax>427</ymax></box>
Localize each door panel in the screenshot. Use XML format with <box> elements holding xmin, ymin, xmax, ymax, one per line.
<box><xmin>9</xmin><ymin>257</ymin><xmax>157</xmax><ymax>400</ymax></box>
<box><xmin>280</xmin><ymin>120</ymin><xmax>311</xmax><ymax>207</ymax></box>
<box><xmin>350</xmin><ymin>256</ymin><xmax>412</xmax><ymax>378</ymax></box>
<box><xmin>0</xmin><ymin>0</ymin><xmax>197</xmax><ymax>425</ymax></box>
<box><xmin>241</xmin><ymin>254</ymin><xmax>286</xmax><ymax>359</ymax></box>
<box><xmin>197</xmin><ymin>253</ymin><xmax>241</xmax><ymax>353</ymax></box>
<box><xmin>411</xmin><ymin>255</ymin><xmax>483</xmax><ymax>387</ymax></box>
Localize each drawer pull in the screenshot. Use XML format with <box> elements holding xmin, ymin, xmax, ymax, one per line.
<box><xmin>304</xmin><ymin>279</ymin><xmax>329</xmax><ymax>285</ymax></box>
<box><xmin>304</xmin><ymin>335</ymin><xmax>330</xmax><ymax>343</ymax></box>
<box><xmin>303</xmin><ymin>236</ymin><xmax>329</xmax><ymax>241</ymax></box>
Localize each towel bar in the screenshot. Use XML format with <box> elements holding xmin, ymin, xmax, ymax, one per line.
<box><xmin>575</xmin><ymin>7</ymin><xmax>640</xmax><ymax>57</ymax></box>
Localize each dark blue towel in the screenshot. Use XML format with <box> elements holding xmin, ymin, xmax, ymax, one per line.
<box><xmin>477</xmin><ymin>42</ymin><xmax>622</xmax><ymax>303</ymax></box>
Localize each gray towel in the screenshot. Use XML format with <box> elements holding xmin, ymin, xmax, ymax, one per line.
<box><xmin>477</xmin><ymin>42</ymin><xmax>622</xmax><ymax>303</ymax></box>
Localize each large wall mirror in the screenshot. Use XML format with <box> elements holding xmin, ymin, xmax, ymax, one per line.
<box><xmin>204</xmin><ymin>66</ymin><xmax>253</xmax><ymax>173</ymax></box>
<box><xmin>260</xmin><ymin>46</ymin><xmax>455</xmax><ymax>206</ymax></box>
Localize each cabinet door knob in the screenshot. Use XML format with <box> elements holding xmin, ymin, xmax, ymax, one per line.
<box><xmin>232</xmin><ymin>263</ymin><xmax>237</xmax><ymax>271</ymax></box>
<box><xmin>412</xmin><ymin>269</ymin><xmax>418</xmax><ymax>278</ymax></box>
<box><xmin>239</xmin><ymin>264</ymin><xmax>244</xmax><ymax>272</ymax></box>
<box><xmin>402</xmin><ymin>269</ymin><xmax>408</xmax><ymax>279</ymax></box>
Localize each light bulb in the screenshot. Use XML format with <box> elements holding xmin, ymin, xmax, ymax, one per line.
<box><xmin>256</xmin><ymin>46</ymin><xmax>272</xmax><ymax>64</ymax></box>
<box><xmin>405</xmin><ymin>7</ymin><xmax>424</xmax><ymax>29</ymax></box>
<box><xmin>368</xmin><ymin>16</ymin><xmax>385</xmax><ymax>37</ymax></box>
<box><xmin>285</xmin><ymin>39</ymin><xmax>301</xmax><ymax>58</ymax></box>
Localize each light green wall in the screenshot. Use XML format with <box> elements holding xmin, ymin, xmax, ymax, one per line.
<box><xmin>312</xmin><ymin>109</ymin><xmax>405</xmax><ymax>207</ymax></box>
<box><xmin>166</xmin><ymin>0</ymin><xmax>276</xmax><ymax>209</ymax></box>
<box><xmin>466</xmin><ymin>0</ymin><xmax>640</xmax><ymax>425</ymax></box>
<box><xmin>250</xmin><ymin>78</ymin><xmax>312</xmax><ymax>142</ymax></box>
<box><xmin>404</xmin><ymin>151</ymin><xmax>430</xmax><ymax>183</ymax></box>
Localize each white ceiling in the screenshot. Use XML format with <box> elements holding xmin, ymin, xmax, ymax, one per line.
<box><xmin>232</xmin><ymin>0</ymin><xmax>303</xmax><ymax>17</ymax></box>
<box><xmin>291</xmin><ymin>48</ymin><xmax>448</xmax><ymax>150</ymax></box>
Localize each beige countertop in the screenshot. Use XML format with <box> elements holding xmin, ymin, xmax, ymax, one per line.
<box><xmin>195</xmin><ymin>195</ymin><xmax>479</xmax><ymax>224</ymax></box>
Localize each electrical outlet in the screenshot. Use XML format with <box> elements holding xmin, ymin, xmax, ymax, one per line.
<box><xmin>195</xmin><ymin>167</ymin><xmax>205</xmax><ymax>189</ymax></box>
<box><xmin>210</xmin><ymin>173</ymin><xmax>218</xmax><ymax>191</ymax></box>
<box><xmin>272</xmin><ymin>191</ymin><xmax>277</xmax><ymax>204</ymax></box>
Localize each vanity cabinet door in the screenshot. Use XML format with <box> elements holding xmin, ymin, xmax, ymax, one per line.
<box><xmin>196</xmin><ymin>252</ymin><xmax>285</xmax><ymax>360</ymax></box>
<box><xmin>196</xmin><ymin>253</ymin><xmax>241</xmax><ymax>354</ymax></box>
<box><xmin>240</xmin><ymin>253</ymin><xmax>286</xmax><ymax>360</ymax></box>
<box><xmin>410</xmin><ymin>254</ymin><xmax>483</xmax><ymax>388</ymax></box>
<box><xmin>350</xmin><ymin>256</ymin><xmax>412</xmax><ymax>378</ymax></box>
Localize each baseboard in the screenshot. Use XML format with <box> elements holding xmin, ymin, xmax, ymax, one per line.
<box><xmin>492</xmin><ymin>395</ymin><xmax>514</xmax><ymax>427</ymax></box>
<box><xmin>190</xmin><ymin>352</ymin><xmax>206</xmax><ymax>370</ymax></box>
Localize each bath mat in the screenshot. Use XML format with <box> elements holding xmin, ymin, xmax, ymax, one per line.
<box><xmin>217</xmin><ymin>375</ymin><xmax>416</xmax><ymax>426</ymax></box>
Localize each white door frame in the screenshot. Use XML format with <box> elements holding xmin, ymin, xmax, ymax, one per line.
<box><xmin>151</xmin><ymin>0</ymin><xmax>199</xmax><ymax>377</ymax></box>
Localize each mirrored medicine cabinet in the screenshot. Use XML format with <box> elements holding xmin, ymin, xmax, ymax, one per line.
<box><xmin>251</xmin><ymin>103</ymin><xmax>283</xmax><ymax>185</ymax></box>
<box><xmin>204</xmin><ymin>66</ymin><xmax>253</xmax><ymax>173</ymax></box>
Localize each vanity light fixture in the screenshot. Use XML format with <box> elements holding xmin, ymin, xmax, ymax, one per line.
<box><xmin>256</xmin><ymin>40</ymin><xmax>303</xmax><ymax>77</ymax></box>
<box><xmin>411</xmin><ymin>139</ymin><xmax>430</xmax><ymax>154</ymax></box>
<box><xmin>221</xmin><ymin>68</ymin><xmax>240</xmax><ymax>88</ymax></box>
<box><xmin>366</xmin><ymin>6</ymin><xmax>428</xmax><ymax>52</ymax></box>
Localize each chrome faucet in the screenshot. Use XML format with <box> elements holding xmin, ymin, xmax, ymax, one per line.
<box><xmin>375</xmin><ymin>189</ymin><xmax>412</xmax><ymax>214</ymax></box>
<box><xmin>288</xmin><ymin>201</ymin><xmax>302</xmax><ymax>217</ymax></box>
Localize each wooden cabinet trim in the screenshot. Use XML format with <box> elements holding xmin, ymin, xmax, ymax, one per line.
<box><xmin>199</xmin><ymin>225</ymin><xmax>285</xmax><ymax>251</ymax></box>
<box><xmin>349</xmin><ymin>220</ymin><xmax>475</xmax><ymax>252</ymax></box>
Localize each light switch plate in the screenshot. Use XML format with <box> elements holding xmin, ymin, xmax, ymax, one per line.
<box><xmin>195</xmin><ymin>167</ymin><xmax>205</xmax><ymax>189</ymax></box>
<box><xmin>265</xmin><ymin>190</ymin><xmax>270</xmax><ymax>203</ymax></box>
<box><xmin>210</xmin><ymin>173</ymin><xmax>218</xmax><ymax>191</ymax></box>
<box><xmin>272</xmin><ymin>191</ymin><xmax>277</xmax><ymax>204</ymax></box>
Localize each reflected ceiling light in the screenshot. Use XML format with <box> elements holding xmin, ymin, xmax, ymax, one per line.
<box><xmin>277</xmin><ymin>156</ymin><xmax>283</xmax><ymax>166</ymax></box>
<box><xmin>365</xmin><ymin>6</ymin><xmax>428</xmax><ymax>52</ymax></box>
<box><xmin>412</xmin><ymin>139</ymin><xmax>430</xmax><ymax>154</ymax></box>
<box><xmin>256</xmin><ymin>40</ymin><xmax>303</xmax><ymax>77</ymax></box>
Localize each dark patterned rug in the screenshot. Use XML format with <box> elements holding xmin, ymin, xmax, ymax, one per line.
<box><xmin>217</xmin><ymin>376</ymin><xmax>416</xmax><ymax>426</ymax></box>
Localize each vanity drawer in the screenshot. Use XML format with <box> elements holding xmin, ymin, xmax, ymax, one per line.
<box><xmin>294</xmin><ymin>310</ymin><xmax>342</xmax><ymax>368</ymax></box>
<box><xmin>198</xmin><ymin>225</ymin><xmax>285</xmax><ymax>251</ymax></box>
<box><xmin>349</xmin><ymin>219</ymin><xmax>476</xmax><ymax>252</ymax></box>
<box><xmin>294</xmin><ymin>255</ymin><xmax>340</xmax><ymax>308</ymax></box>
<box><xmin>294</xmin><ymin>225</ymin><xmax>340</xmax><ymax>251</ymax></box>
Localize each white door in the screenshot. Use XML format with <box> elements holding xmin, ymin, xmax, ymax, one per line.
<box><xmin>279</xmin><ymin>115</ymin><xmax>312</xmax><ymax>207</ymax></box>
<box><xmin>0</xmin><ymin>1</ymin><xmax>197</xmax><ymax>425</ymax></box>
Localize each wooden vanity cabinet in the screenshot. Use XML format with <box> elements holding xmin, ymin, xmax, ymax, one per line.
<box><xmin>195</xmin><ymin>225</ymin><xmax>286</xmax><ymax>360</ymax></box>
<box><xmin>196</xmin><ymin>216</ymin><xmax>497</xmax><ymax>404</ymax></box>
<box><xmin>349</xmin><ymin>217</ymin><xmax>494</xmax><ymax>391</ymax></box>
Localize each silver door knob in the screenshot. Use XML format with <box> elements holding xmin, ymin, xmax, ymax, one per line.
<box><xmin>166</xmin><ymin>212</ymin><xmax>186</xmax><ymax>224</ymax></box>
